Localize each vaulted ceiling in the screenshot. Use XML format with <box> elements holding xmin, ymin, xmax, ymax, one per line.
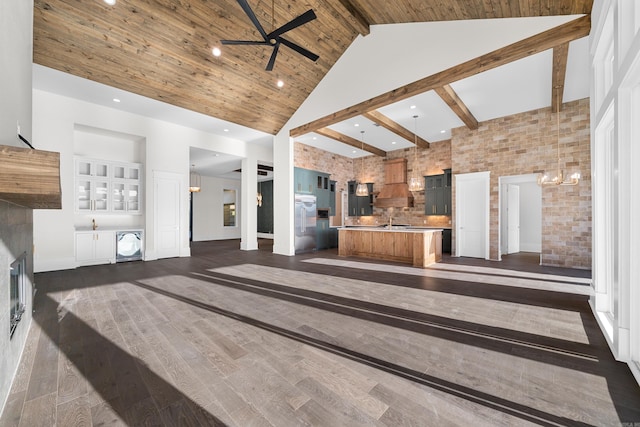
<box><xmin>33</xmin><ymin>0</ymin><xmax>593</xmax><ymax>141</ymax></box>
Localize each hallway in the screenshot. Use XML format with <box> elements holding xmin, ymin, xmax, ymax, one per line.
<box><xmin>1</xmin><ymin>240</ymin><xmax>638</xmax><ymax>426</ymax></box>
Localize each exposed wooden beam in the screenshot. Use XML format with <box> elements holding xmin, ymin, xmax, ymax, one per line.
<box><xmin>362</xmin><ymin>110</ymin><xmax>430</xmax><ymax>149</ymax></box>
<box><xmin>434</xmin><ymin>84</ymin><xmax>479</xmax><ymax>130</ymax></box>
<box><xmin>315</xmin><ymin>128</ymin><xmax>387</xmax><ymax>157</ymax></box>
<box><xmin>291</xmin><ymin>15</ymin><xmax>590</xmax><ymax>137</ymax></box>
<box><xmin>330</xmin><ymin>0</ymin><xmax>371</xmax><ymax>36</ymax></box>
<box><xmin>552</xmin><ymin>43</ymin><xmax>570</xmax><ymax>113</ymax></box>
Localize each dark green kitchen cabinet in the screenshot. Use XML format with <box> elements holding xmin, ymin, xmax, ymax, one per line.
<box><xmin>315</xmin><ymin>172</ymin><xmax>330</xmax><ymax>208</ymax></box>
<box><xmin>347</xmin><ymin>181</ymin><xmax>373</xmax><ymax>216</ymax></box>
<box><xmin>294</xmin><ymin>167</ymin><xmax>314</xmax><ymax>194</ymax></box>
<box><xmin>329</xmin><ymin>180</ymin><xmax>337</xmax><ymax>216</ymax></box>
<box><xmin>425</xmin><ymin>169</ymin><xmax>451</xmax><ymax>216</ymax></box>
<box><xmin>294</xmin><ymin>167</ymin><xmax>332</xmax><ymax>210</ymax></box>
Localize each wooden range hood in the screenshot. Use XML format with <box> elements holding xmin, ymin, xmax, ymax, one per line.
<box><xmin>374</xmin><ymin>158</ymin><xmax>414</xmax><ymax>208</ymax></box>
<box><xmin>0</xmin><ymin>145</ymin><xmax>61</xmax><ymax>209</ymax></box>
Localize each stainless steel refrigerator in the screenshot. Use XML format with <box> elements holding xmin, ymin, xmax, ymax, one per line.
<box><xmin>295</xmin><ymin>193</ymin><xmax>317</xmax><ymax>253</ymax></box>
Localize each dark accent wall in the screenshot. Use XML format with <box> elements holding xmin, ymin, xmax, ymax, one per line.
<box><xmin>257</xmin><ymin>180</ymin><xmax>274</xmax><ymax>234</ymax></box>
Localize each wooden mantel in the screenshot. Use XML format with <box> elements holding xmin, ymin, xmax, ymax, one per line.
<box><xmin>0</xmin><ymin>145</ymin><xmax>61</xmax><ymax>209</ymax></box>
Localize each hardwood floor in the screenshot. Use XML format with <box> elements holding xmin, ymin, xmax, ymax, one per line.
<box><xmin>1</xmin><ymin>239</ymin><xmax>639</xmax><ymax>426</ymax></box>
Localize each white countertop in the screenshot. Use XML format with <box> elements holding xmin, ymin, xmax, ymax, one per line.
<box><xmin>75</xmin><ymin>226</ymin><xmax>144</xmax><ymax>232</ymax></box>
<box><xmin>340</xmin><ymin>227</ymin><xmax>443</xmax><ymax>233</ymax></box>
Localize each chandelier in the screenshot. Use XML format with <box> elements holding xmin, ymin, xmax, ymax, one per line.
<box><xmin>537</xmin><ymin>88</ymin><xmax>580</xmax><ymax>186</ymax></box>
<box><xmin>189</xmin><ymin>164</ymin><xmax>201</xmax><ymax>193</ymax></box>
<box><xmin>408</xmin><ymin>115</ymin><xmax>425</xmax><ymax>192</ymax></box>
<box><xmin>355</xmin><ymin>130</ymin><xmax>370</xmax><ymax>196</ymax></box>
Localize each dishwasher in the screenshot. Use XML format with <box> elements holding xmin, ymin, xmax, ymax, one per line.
<box><xmin>116</xmin><ymin>230</ymin><xmax>143</xmax><ymax>262</ymax></box>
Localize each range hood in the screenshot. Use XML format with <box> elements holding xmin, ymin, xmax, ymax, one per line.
<box><xmin>374</xmin><ymin>158</ymin><xmax>414</xmax><ymax>208</ymax></box>
<box><xmin>0</xmin><ymin>145</ymin><xmax>62</xmax><ymax>209</ymax></box>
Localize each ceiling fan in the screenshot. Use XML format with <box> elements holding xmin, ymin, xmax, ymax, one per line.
<box><xmin>221</xmin><ymin>0</ymin><xmax>319</xmax><ymax>71</ymax></box>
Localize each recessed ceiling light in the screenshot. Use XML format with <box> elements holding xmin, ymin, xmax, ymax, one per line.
<box><xmin>312</xmin><ymin>137</ymin><xmax>317</xmax><ymax>140</ymax></box>
<box><xmin>410</xmin><ymin>105</ymin><xmax>416</xmax><ymax>109</ymax></box>
<box><xmin>224</xmin><ymin>128</ymin><xmax>229</xmax><ymax>132</ymax></box>
<box><xmin>277</xmin><ymin>80</ymin><xmax>284</xmax><ymax>88</ymax></box>
<box><xmin>212</xmin><ymin>47</ymin><xmax>221</xmax><ymax>57</ymax></box>
<box><xmin>104</xmin><ymin>0</ymin><xmax>116</xmax><ymax>5</ymax></box>
<box><xmin>354</xmin><ymin>123</ymin><xmax>360</xmax><ymax>127</ymax></box>
<box><xmin>391</xmin><ymin>141</ymin><xmax>397</xmax><ymax>145</ymax></box>
<box><xmin>440</xmin><ymin>130</ymin><xmax>446</xmax><ymax>134</ymax></box>
<box><xmin>113</xmin><ymin>98</ymin><xmax>121</xmax><ymax>103</ymax></box>
<box><xmin>352</xmin><ymin>150</ymin><xmax>356</xmax><ymax>154</ymax></box>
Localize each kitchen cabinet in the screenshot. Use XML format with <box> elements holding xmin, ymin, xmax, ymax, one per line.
<box><xmin>329</xmin><ymin>180</ymin><xmax>336</xmax><ymax>216</ymax></box>
<box><xmin>425</xmin><ymin>169</ymin><xmax>451</xmax><ymax>216</ymax></box>
<box><xmin>316</xmin><ymin>172</ymin><xmax>330</xmax><ymax>208</ymax></box>
<box><xmin>294</xmin><ymin>167</ymin><xmax>331</xmax><ymax>209</ymax></box>
<box><xmin>75</xmin><ymin>230</ymin><xmax>115</xmax><ymax>266</ymax></box>
<box><xmin>75</xmin><ymin>157</ymin><xmax>143</xmax><ymax>214</ymax></box>
<box><xmin>348</xmin><ymin>181</ymin><xmax>374</xmax><ymax>216</ymax></box>
<box><xmin>316</xmin><ymin>218</ymin><xmax>330</xmax><ymax>250</ymax></box>
<box><xmin>442</xmin><ymin>229</ymin><xmax>452</xmax><ymax>254</ymax></box>
<box><xmin>294</xmin><ymin>167</ymin><xmax>314</xmax><ymax>194</ymax></box>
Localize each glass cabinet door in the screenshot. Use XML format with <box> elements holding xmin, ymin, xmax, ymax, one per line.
<box><xmin>76</xmin><ymin>180</ymin><xmax>92</xmax><ymax>211</ymax></box>
<box><xmin>112</xmin><ymin>183</ymin><xmax>126</xmax><ymax>212</ymax></box>
<box><xmin>127</xmin><ymin>184</ymin><xmax>140</xmax><ymax>212</ymax></box>
<box><xmin>94</xmin><ymin>181</ymin><xmax>109</xmax><ymax>212</ymax></box>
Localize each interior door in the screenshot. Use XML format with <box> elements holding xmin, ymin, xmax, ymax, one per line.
<box><xmin>456</xmin><ymin>172</ymin><xmax>489</xmax><ymax>259</ymax></box>
<box><xmin>154</xmin><ymin>171</ymin><xmax>182</xmax><ymax>259</ymax></box>
<box><xmin>507</xmin><ymin>184</ymin><xmax>520</xmax><ymax>254</ymax></box>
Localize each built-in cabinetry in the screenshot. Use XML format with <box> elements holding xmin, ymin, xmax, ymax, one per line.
<box><xmin>329</xmin><ymin>180</ymin><xmax>337</xmax><ymax>216</ymax></box>
<box><xmin>75</xmin><ymin>157</ymin><xmax>142</xmax><ymax>214</ymax></box>
<box><xmin>75</xmin><ymin>230</ymin><xmax>115</xmax><ymax>266</ymax></box>
<box><xmin>442</xmin><ymin>229</ymin><xmax>452</xmax><ymax>254</ymax></box>
<box><xmin>294</xmin><ymin>167</ymin><xmax>333</xmax><ymax>211</ymax></box>
<box><xmin>425</xmin><ymin>169</ymin><xmax>451</xmax><ymax>216</ymax></box>
<box><xmin>347</xmin><ymin>181</ymin><xmax>374</xmax><ymax>216</ymax></box>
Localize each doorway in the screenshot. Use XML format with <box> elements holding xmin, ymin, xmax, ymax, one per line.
<box><xmin>499</xmin><ymin>174</ymin><xmax>541</xmax><ymax>259</ymax></box>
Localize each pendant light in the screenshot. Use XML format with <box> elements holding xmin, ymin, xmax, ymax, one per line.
<box><xmin>408</xmin><ymin>115</ymin><xmax>425</xmax><ymax>192</ymax></box>
<box><xmin>257</xmin><ymin>180</ymin><xmax>263</xmax><ymax>207</ymax></box>
<box><xmin>189</xmin><ymin>164</ymin><xmax>201</xmax><ymax>193</ymax></box>
<box><xmin>355</xmin><ymin>130</ymin><xmax>369</xmax><ymax>197</ymax></box>
<box><xmin>537</xmin><ymin>88</ymin><xmax>581</xmax><ymax>187</ymax></box>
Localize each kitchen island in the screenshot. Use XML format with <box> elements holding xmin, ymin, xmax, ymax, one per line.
<box><xmin>338</xmin><ymin>227</ymin><xmax>442</xmax><ymax>267</ymax></box>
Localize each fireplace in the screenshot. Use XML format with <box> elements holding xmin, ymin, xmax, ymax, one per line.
<box><xmin>9</xmin><ymin>252</ymin><xmax>27</xmax><ymax>338</ymax></box>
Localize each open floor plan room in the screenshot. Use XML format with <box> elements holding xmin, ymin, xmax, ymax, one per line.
<box><xmin>1</xmin><ymin>240</ymin><xmax>638</xmax><ymax>426</ymax></box>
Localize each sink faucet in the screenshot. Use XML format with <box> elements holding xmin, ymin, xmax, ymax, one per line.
<box><xmin>92</xmin><ymin>218</ymin><xmax>97</xmax><ymax>230</ymax></box>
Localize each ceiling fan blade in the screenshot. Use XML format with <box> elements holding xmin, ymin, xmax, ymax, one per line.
<box><xmin>221</xmin><ymin>39</ymin><xmax>270</xmax><ymax>45</ymax></box>
<box><xmin>267</xmin><ymin>9</ymin><xmax>316</xmax><ymax>39</ymax></box>
<box><xmin>235</xmin><ymin>0</ymin><xmax>268</xmax><ymax>40</ymax></box>
<box><xmin>266</xmin><ymin>42</ymin><xmax>280</xmax><ymax>71</ymax></box>
<box><xmin>280</xmin><ymin>37</ymin><xmax>319</xmax><ymax>62</ymax></box>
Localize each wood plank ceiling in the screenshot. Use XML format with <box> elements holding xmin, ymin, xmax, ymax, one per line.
<box><xmin>33</xmin><ymin>0</ymin><xmax>593</xmax><ymax>137</ymax></box>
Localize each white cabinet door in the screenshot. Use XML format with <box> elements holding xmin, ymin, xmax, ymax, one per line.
<box><xmin>75</xmin><ymin>231</ymin><xmax>115</xmax><ymax>265</ymax></box>
<box><xmin>94</xmin><ymin>231</ymin><xmax>115</xmax><ymax>260</ymax></box>
<box><xmin>75</xmin><ymin>233</ymin><xmax>95</xmax><ymax>263</ymax></box>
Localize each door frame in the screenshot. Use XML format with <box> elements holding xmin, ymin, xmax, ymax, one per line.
<box><xmin>498</xmin><ymin>173</ymin><xmax>539</xmax><ymax>260</ymax></box>
<box><xmin>455</xmin><ymin>171</ymin><xmax>490</xmax><ymax>259</ymax></box>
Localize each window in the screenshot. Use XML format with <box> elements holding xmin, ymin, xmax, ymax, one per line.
<box><xmin>10</xmin><ymin>252</ymin><xmax>27</xmax><ymax>338</ymax></box>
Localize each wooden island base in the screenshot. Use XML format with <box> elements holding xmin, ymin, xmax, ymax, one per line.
<box><xmin>338</xmin><ymin>228</ymin><xmax>442</xmax><ymax>268</ymax></box>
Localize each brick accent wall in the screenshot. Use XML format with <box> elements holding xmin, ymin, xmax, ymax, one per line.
<box><xmin>452</xmin><ymin>98</ymin><xmax>591</xmax><ymax>268</ymax></box>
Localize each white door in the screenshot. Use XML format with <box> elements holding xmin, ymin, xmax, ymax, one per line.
<box><xmin>154</xmin><ymin>171</ymin><xmax>182</xmax><ymax>259</ymax></box>
<box><xmin>507</xmin><ymin>184</ymin><xmax>520</xmax><ymax>254</ymax></box>
<box><xmin>456</xmin><ymin>171</ymin><xmax>490</xmax><ymax>259</ymax></box>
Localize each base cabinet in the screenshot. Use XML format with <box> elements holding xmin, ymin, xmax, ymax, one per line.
<box><xmin>76</xmin><ymin>231</ymin><xmax>115</xmax><ymax>266</ymax></box>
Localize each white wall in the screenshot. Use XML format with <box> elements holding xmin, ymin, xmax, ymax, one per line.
<box><xmin>32</xmin><ymin>89</ymin><xmax>271</xmax><ymax>271</ymax></box>
<box><xmin>192</xmin><ymin>176</ymin><xmax>242</xmax><ymax>241</ymax></box>
<box><xmin>519</xmin><ymin>182</ymin><xmax>542</xmax><ymax>252</ymax></box>
<box><xmin>0</xmin><ymin>0</ymin><xmax>35</xmax><ymax>415</ymax></box>
<box><xmin>590</xmin><ymin>0</ymin><xmax>640</xmax><ymax>385</ymax></box>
